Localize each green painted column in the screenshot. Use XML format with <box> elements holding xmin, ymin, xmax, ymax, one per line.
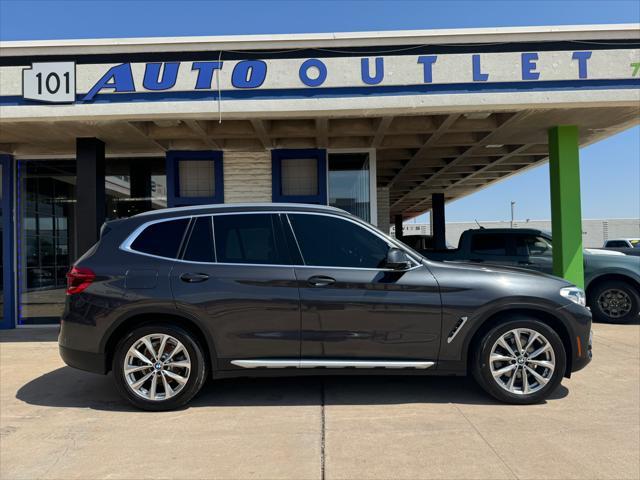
<box><xmin>548</xmin><ymin>125</ymin><xmax>585</xmax><ymax>288</ymax></box>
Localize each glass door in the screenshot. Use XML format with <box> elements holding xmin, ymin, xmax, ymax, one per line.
<box><xmin>328</xmin><ymin>152</ymin><xmax>373</xmax><ymax>223</ymax></box>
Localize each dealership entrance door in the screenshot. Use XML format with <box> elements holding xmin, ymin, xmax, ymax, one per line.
<box><xmin>14</xmin><ymin>157</ymin><xmax>166</xmax><ymax>325</ymax></box>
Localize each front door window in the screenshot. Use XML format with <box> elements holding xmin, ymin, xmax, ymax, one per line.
<box><xmin>288</xmin><ymin>213</ymin><xmax>389</xmax><ymax>269</ymax></box>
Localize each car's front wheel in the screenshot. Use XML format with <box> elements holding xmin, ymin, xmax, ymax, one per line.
<box><xmin>472</xmin><ymin>319</ymin><xmax>566</xmax><ymax>404</ymax></box>
<box><xmin>112</xmin><ymin>324</ymin><xmax>207</xmax><ymax>411</ymax></box>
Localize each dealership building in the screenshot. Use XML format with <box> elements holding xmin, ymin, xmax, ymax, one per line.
<box><xmin>0</xmin><ymin>24</ymin><xmax>639</xmax><ymax>327</ymax></box>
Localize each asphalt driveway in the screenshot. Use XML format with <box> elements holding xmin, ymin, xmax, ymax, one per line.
<box><xmin>1</xmin><ymin>321</ymin><xmax>638</xmax><ymax>480</ymax></box>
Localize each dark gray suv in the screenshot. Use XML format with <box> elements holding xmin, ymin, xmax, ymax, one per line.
<box><xmin>59</xmin><ymin>204</ymin><xmax>592</xmax><ymax>410</ymax></box>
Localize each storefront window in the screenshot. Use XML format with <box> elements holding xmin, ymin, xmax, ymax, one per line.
<box><xmin>17</xmin><ymin>158</ymin><xmax>166</xmax><ymax>325</ymax></box>
<box><xmin>0</xmin><ymin>162</ymin><xmax>4</xmax><ymax>318</ymax></box>
<box><xmin>328</xmin><ymin>153</ymin><xmax>371</xmax><ymax>222</ymax></box>
<box><xmin>17</xmin><ymin>160</ymin><xmax>76</xmax><ymax>325</ymax></box>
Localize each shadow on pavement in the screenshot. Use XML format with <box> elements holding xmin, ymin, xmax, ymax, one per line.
<box><xmin>16</xmin><ymin>366</ymin><xmax>568</xmax><ymax>412</ymax></box>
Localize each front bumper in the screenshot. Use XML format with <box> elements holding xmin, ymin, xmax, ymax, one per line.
<box><xmin>571</xmin><ymin>328</ymin><xmax>593</xmax><ymax>373</ymax></box>
<box><xmin>557</xmin><ymin>302</ymin><xmax>593</xmax><ymax>374</ymax></box>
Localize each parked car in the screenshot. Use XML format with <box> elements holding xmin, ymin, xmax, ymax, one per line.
<box><xmin>419</xmin><ymin>228</ymin><xmax>640</xmax><ymax>324</ymax></box>
<box><xmin>602</xmin><ymin>238</ymin><xmax>640</xmax><ymax>257</ymax></box>
<box><xmin>398</xmin><ymin>234</ymin><xmax>453</xmax><ymax>251</ymax></box>
<box><xmin>60</xmin><ymin>204</ymin><xmax>592</xmax><ymax>410</ymax></box>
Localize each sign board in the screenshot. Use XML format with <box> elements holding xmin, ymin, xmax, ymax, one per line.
<box><xmin>1</xmin><ymin>49</ymin><xmax>638</xmax><ymax>105</ymax></box>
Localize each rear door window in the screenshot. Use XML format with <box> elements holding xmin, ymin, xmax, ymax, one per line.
<box><xmin>183</xmin><ymin>216</ymin><xmax>215</xmax><ymax>262</ymax></box>
<box><xmin>213</xmin><ymin>214</ymin><xmax>287</xmax><ymax>265</ymax></box>
<box><xmin>606</xmin><ymin>240</ymin><xmax>626</xmax><ymax>248</ymax></box>
<box><xmin>470</xmin><ymin>234</ymin><xmax>508</xmax><ymax>256</ymax></box>
<box><xmin>130</xmin><ymin>218</ymin><xmax>189</xmax><ymax>259</ymax></box>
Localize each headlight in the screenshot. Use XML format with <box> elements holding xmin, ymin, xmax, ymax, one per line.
<box><xmin>560</xmin><ymin>286</ymin><xmax>586</xmax><ymax>307</ymax></box>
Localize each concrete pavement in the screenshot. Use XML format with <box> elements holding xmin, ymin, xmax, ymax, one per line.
<box><xmin>1</xmin><ymin>322</ymin><xmax>639</xmax><ymax>480</ymax></box>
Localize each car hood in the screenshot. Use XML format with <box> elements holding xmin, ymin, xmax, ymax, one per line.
<box><xmin>584</xmin><ymin>250</ymin><xmax>640</xmax><ymax>270</ymax></box>
<box><xmin>424</xmin><ymin>259</ymin><xmax>570</xmax><ymax>284</ymax></box>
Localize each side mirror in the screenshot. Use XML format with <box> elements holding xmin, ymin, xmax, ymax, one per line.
<box><xmin>385</xmin><ymin>248</ymin><xmax>411</xmax><ymax>270</ymax></box>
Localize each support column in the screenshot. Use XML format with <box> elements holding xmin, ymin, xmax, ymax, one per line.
<box><xmin>1</xmin><ymin>155</ymin><xmax>15</xmax><ymax>329</ymax></box>
<box><xmin>76</xmin><ymin>138</ymin><xmax>105</xmax><ymax>257</ymax></box>
<box><xmin>394</xmin><ymin>214</ymin><xmax>403</xmax><ymax>240</ymax></box>
<box><xmin>432</xmin><ymin>193</ymin><xmax>446</xmax><ymax>250</ymax></box>
<box><xmin>548</xmin><ymin>126</ymin><xmax>584</xmax><ymax>288</ymax></box>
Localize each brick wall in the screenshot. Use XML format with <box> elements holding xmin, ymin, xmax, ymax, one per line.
<box><xmin>223</xmin><ymin>151</ymin><xmax>272</xmax><ymax>203</ymax></box>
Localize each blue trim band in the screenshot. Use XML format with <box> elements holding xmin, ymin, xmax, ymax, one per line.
<box><xmin>1</xmin><ymin>155</ymin><xmax>15</xmax><ymax>329</ymax></box>
<box><xmin>1</xmin><ymin>79</ymin><xmax>638</xmax><ymax>106</ymax></box>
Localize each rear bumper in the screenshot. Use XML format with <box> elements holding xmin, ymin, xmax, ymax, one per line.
<box><xmin>59</xmin><ymin>345</ymin><xmax>107</xmax><ymax>374</ymax></box>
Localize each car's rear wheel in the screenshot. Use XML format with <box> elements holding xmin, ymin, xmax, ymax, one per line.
<box><xmin>472</xmin><ymin>319</ymin><xmax>566</xmax><ymax>404</ymax></box>
<box><xmin>113</xmin><ymin>324</ymin><xmax>207</xmax><ymax>411</ymax></box>
<box><xmin>589</xmin><ymin>280</ymin><xmax>639</xmax><ymax>324</ymax></box>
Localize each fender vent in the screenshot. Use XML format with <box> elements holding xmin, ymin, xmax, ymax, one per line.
<box><xmin>447</xmin><ymin>316</ymin><xmax>468</xmax><ymax>344</ymax></box>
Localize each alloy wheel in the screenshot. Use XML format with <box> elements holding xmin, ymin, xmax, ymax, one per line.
<box><xmin>597</xmin><ymin>288</ymin><xmax>632</xmax><ymax>319</ymax></box>
<box><xmin>123</xmin><ymin>334</ymin><xmax>191</xmax><ymax>401</ymax></box>
<box><xmin>489</xmin><ymin>328</ymin><xmax>556</xmax><ymax>395</ymax></box>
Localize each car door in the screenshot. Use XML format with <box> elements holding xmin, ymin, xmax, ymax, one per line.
<box><xmin>170</xmin><ymin>213</ymin><xmax>301</xmax><ymax>370</ymax></box>
<box><xmin>285</xmin><ymin>212</ymin><xmax>442</xmax><ymax>361</ymax></box>
<box><xmin>513</xmin><ymin>233</ymin><xmax>554</xmax><ymax>274</ymax></box>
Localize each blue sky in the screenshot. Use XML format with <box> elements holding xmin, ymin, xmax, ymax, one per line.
<box><xmin>1</xmin><ymin>0</ymin><xmax>638</xmax><ymax>222</ymax></box>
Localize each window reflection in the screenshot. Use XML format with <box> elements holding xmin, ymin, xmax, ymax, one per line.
<box><xmin>328</xmin><ymin>153</ymin><xmax>371</xmax><ymax>222</ymax></box>
<box><xmin>17</xmin><ymin>158</ymin><xmax>166</xmax><ymax>325</ymax></box>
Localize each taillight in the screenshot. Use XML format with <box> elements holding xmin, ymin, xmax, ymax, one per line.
<box><xmin>66</xmin><ymin>266</ymin><xmax>95</xmax><ymax>295</ymax></box>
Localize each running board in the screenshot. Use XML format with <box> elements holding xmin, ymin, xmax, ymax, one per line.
<box><xmin>230</xmin><ymin>359</ymin><xmax>435</xmax><ymax>369</ymax></box>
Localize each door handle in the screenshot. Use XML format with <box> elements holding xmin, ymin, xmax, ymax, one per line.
<box><xmin>470</xmin><ymin>258</ymin><xmax>484</xmax><ymax>263</ymax></box>
<box><xmin>180</xmin><ymin>272</ymin><xmax>210</xmax><ymax>283</ymax></box>
<box><xmin>518</xmin><ymin>261</ymin><xmax>534</xmax><ymax>265</ymax></box>
<box><xmin>307</xmin><ymin>275</ymin><xmax>336</xmax><ymax>287</ymax></box>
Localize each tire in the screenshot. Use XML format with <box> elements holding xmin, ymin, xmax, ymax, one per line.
<box><xmin>112</xmin><ymin>324</ymin><xmax>208</xmax><ymax>411</ymax></box>
<box><xmin>472</xmin><ymin>319</ymin><xmax>566</xmax><ymax>405</ymax></box>
<box><xmin>589</xmin><ymin>280</ymin><xmax>640</xmax><ymax>324</ymax></box>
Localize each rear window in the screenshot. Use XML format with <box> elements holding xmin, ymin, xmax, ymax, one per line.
<box><xmin>606</xmin><ymin>241</ymin><xmax>626</xmax><ymax>248</ymax></box>
<box><xmin>471</xmin><ymin>234</ymin><xmax>508</xmax><ymax>256</ymax></box>
<box><xmin>130</xmin><ymin>218</ymin><xmax>189</xmax><ymax>259</ymax></box>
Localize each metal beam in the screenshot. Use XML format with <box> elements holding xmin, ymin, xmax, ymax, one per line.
<box><xmin>250</xmin><ymin>119</ymin><xmax>273</xmax><ymax>149</ymax></box>
<box><xmin>0</xmin><ymin>144</ymin><xmax>15</xmax><ymax>154</ymax></box>
<box><xmin>126</xmin><ymin>122</ymin><xmax>168</xmax><ymax>152</ymax></box>
<box><xmin>371</xmin><ymin>117</ymin><xmax>393</xmax><ymax>148</ymax></box>
<box><xmin>407</xmin><ymin>143</ymin><xmax>535</xmax><ymax>212</ymax></box>
<box><xmin>316</xmin><ymin>118</ymin><xmax>328</xmax><ymax>148</ymax></box>
<box><xmin>386</xmin><ymin>114</ymin><xmax>460</xmax><ymax>190</ymax></box>
<box><xmin>391</xmin><ymin>111</ymin><xmax>530</xmax><ymax>210</ymax></box>
<box><xmin>184</xmin><ymin>120</ymin><xmax>222</xmax><ymax>149</ymax></box>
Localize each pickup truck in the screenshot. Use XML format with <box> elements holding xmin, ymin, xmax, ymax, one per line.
<box><xmin>417</xmin><ymin>228</ymin><xmax>640</xmax><ymax>324</ymax></box>
<box><xmin>602</xmin><ymin>238</ymin><xmax>640</xmax><ymax>257</ymax></box>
